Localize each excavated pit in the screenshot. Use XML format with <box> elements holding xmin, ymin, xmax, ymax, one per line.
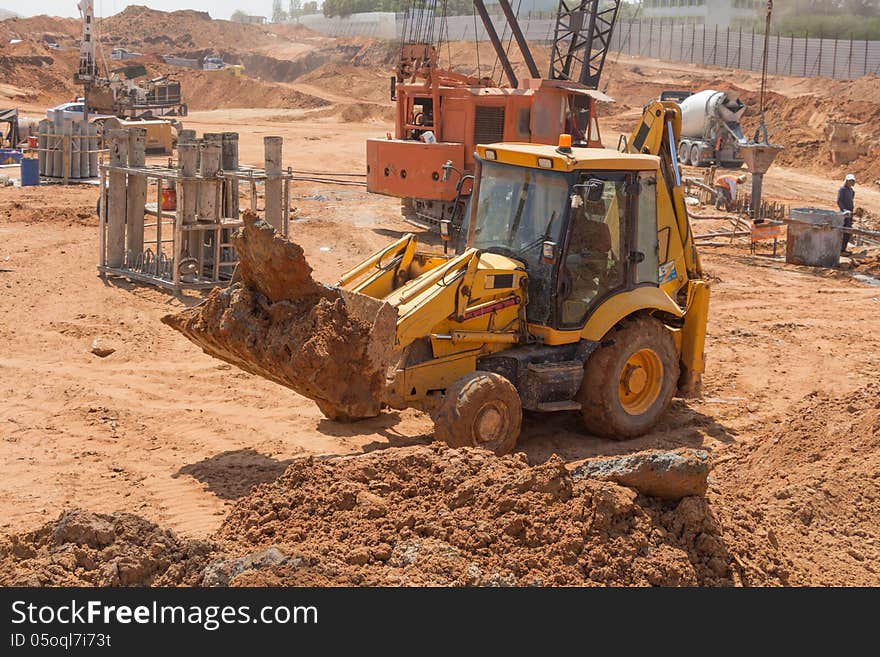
<box><xmin>162</xmin><ymin>211</ymin><xmax>398</xmax><ymax>420</ymax></box>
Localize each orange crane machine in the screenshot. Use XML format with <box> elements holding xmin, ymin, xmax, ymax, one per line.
<box><xmin>366</xmin><ymin>0</ymin><xmax>622</xmax><ymax>231</ymax></box>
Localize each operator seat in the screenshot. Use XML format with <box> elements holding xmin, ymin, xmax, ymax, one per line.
<box><xmin>561</xmin><ymin>204</ymin><xmax>619</xmax><ymax>325</ymax></box>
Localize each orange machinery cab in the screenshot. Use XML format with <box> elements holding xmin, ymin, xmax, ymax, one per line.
<box><xmin>366</xmin><ymin>78</ymin><xmax>610</xmax><ymax>202</ymax></box>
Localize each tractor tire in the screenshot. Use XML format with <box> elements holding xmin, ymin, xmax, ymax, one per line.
<box><xmin>432</xmin><ymin>371</ymin><xmax>522</xmax><ymax>455</ymax></box>
<box><xmin>577</xmin><ymin>315</ymin><xmax>679</xmax><ymax>440</ymax></box>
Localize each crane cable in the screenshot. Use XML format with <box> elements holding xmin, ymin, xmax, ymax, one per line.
<box><xmin>473</xmin><ymin>4</ymin><xmax>481</xmax><ymax>79</ymax></box>
<box><xmin>756</xmin><ymin>0</ymin><xmax>772</xmax><ymax>144</ymax></box>
<box><xmin>602</xmin><ymin>0</ymin><xmax>643</xmax><ymax>94</ymax></box>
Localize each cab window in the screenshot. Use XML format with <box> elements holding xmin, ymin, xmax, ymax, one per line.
<box><xmin>558</xmin><ymin>173</ymin><xmax>629</xmax><ymax>327</ymax></box>
<box><xmin>636</xmin><ymin>173</ymin><xmax>659</xmax><ymax>285</ymax></box>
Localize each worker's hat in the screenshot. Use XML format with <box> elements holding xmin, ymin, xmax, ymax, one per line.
<box><xmin>737</xmin><ymin>174</ymin><xmax>747</xmax><ymax>183</ymax></box>
<box><xmin>845</xmin><ymin>173</ymin><xmax>856</xmax><ymax>182</ymax></box>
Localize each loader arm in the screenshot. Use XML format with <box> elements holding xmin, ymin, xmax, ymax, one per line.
<box><xmin>625</xmin><ymin>101</ymin><xmax>702</xmax><ymax>282</ymax></box>
<box><xmin>338</xmin><ymin>241</ymin><xmax>527</xmax><ymax>353</ymax></box>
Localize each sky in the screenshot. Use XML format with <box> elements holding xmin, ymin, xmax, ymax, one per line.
<box><xmin>0</xmin><ymin>1</ymin><xmax>276</xmax><ymax>20</ymax></box>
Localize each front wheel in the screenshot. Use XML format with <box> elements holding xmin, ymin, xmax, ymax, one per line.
<box><xmin>577</xmin><ymin>315</ymin><xmax>679</xmax><ymax>439</ymax></box>
<box><xmin>432</xmin><ymin>371</ymin><xmax>522</xmax><ymax>455</ymax></box>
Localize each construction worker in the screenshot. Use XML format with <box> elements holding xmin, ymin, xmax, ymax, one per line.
<box><xmin>837</xmin><ymin>174</ymin><xmax>856</xmax><ymax>254</ymax></box>
<box><xmin>715</xmin><ymin>173</ymin><xmax>747</xmax><ymax>211</ymax></box>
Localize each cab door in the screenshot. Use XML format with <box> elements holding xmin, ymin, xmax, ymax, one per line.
<box><xmin>557</xmin><ymin>171</ymin><xmax>660</xmax><ymax>329</ymax></box>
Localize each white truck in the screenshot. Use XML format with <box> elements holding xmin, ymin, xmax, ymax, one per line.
<box><xmin>672</xmin><ymin>89</ymin><xmax>748</xmax><ymax>168</ymax></box>
<box><xmin>203</xmin><ymin>57</ymin><xmax>225</xmax><ymax>71</ymax></box>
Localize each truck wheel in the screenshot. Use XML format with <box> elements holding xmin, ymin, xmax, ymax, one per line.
<box><xmin>690</xmin><ymin>144</ymin><xmax>703</xmax><ymax>167</ymax></box>
<box><xmin>432</xmin><ymin>371</ymin><xmax>522</xmax><ymax>455</ymax></box>
<box><xmin>678</xmin><ymin>141</ymin><xmax>691</xmax><ymax>165</ymax></box>
<box><xmin>577</xmin><ymin>315</ymin><xmax>679</xmax><ymax>439</ymax></box>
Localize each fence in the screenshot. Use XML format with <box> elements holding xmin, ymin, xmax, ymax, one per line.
<box><xmin>292</xmin><ymin>14</ymin><xmax>880</xmax><ymax>80</ymax></box>
<box><xmin>610</xmin><ymin>21</ymin><xmax>880</xmax><ymax>80</ymax></box>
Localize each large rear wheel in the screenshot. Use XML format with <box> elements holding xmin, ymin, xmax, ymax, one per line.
<box><xmin>577</xmin><ymin>316</ymin><xmax>679</xmax><ymax>439</ymax></box>
<box><xmin>432</xmin><ymin>371</ymin><xmax>522</xmax><ymax>455</ymax></box>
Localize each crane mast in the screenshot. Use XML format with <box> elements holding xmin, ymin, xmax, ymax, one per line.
<box><xmin>550</xmin><ymin>0</ymin><xmax>622</xmax><ymax>88</ymax></box>
<box><xmin>75</xmin><ymin>0</ymin><xmax>99</xmax><ymax>121</ymax></box>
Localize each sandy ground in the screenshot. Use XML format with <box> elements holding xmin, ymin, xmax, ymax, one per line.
<box><xmin>2</xmin><ymin>106</ymin><xmax>879</xmax><ymax>541</ymax></box>
<box><xmin>1</xmin><ymin>11</ymin><xmax>879</xmax><ymax>581</ymax></box>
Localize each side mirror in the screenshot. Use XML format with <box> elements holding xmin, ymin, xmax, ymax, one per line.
<box><xmin>390</xmin><ymin>76</ymin><xmax>396</xmax><ymax>101</ymax></box>
<box><xmin>541</xmin><ymin>240</ymin><xmax>557</xmax><ymax>264</ymax></box>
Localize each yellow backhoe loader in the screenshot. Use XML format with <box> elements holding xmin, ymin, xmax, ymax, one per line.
<box><xmin>165</xmin><ymin>100</ymin><xmax>709</xmax><ymax>454</ymax></box>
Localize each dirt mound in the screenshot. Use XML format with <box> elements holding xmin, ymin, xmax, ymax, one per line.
<box><xmin>0</xmin><ymin>510</ymin><xmax>215</xmax><ymax>586</ymax></box>
<box><xmin>100</xmin><ymin>6</ymin><xmax>267</xmax><ymax>53</ymax></box>
<box><xmin>302</xmin><ymin>102</ymin><xmax>395</xmax><ymax>123</ymax></box>
<box><xmin>212</xmin><ymin>444</ymin><xmax>748</xmax><ymax>587</ymax></box>
<box><xmin>296</xmin><ymin>62</ymin><xmax>395</xmax><ymax>104</ymax></box>
<box><xmin>0</xmin><ymin>44</ymin><xmax>78</xmax><ymax>105</ymax></box>
<box><xmin>0</xmin><ymin>15</ymin><xmax>79</xmax><ymax>43</ymax></box>
<box><xmin>738</xmin><ymin>82</ymin><xmax>880</xmax><ymax>184</ymax></box>
<box><xmin>0</xmin><ymin>188</ymin><xmax>95</xmax><ymax>225</ymax></box>
<box><xmin>173</xmin><ymin>69</ymin><xmax>330</xmax><ymax>111</ymax></box>
<box><xmin>854</xmin><ymin>256</ymin><xmax>880</xmax><ymax>277</ymax></box>
<box><xmin>712</xmin><ymin>385</ymin><xmax>880</xmax><ymax>586</ymax></box>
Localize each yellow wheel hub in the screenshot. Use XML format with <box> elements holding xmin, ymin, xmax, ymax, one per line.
<box><xmin>618</xmin><ymin>348</ymin><xmax>664</xmax><ymax>416</ymax></box>
<box><xmin>473</xmin><ymin>402</ymin><xmax>508</xmax><ymax>445</ymax></box>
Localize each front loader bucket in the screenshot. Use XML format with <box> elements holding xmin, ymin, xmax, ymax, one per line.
<box><xmin>162</xmin><ymin>211</ymin><xmax>398</xmax><ymax>421</ymax></box>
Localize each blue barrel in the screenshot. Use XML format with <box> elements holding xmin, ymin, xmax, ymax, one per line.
<box><xmin>20</xmin><ymin>158</ymin><xmax>39</xmax><ymax>187</ymax></box>
<box><xmin>0</xmin><ymin>148</ymin><xmax>22</xmax><ymax>164</ymax></box>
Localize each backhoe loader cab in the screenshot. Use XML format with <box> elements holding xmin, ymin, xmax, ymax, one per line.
<box><xmin>458</xmin><ymin>147</ymin><xmax>672</xmax><ymax>333</ymax></box>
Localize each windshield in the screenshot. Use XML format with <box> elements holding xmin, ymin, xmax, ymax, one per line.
<box><xmin>470</xmin><ymin>160</ymin><xmax>569</xmax><ymax>325</ymax></box>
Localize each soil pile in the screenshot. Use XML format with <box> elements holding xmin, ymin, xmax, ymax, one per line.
<box><xmin>100</xmin><ymin>6</ymin><xmax>275</xmax><ymax>52</ymax></box>
<box><xmin>0</xmin><ymin>42</ymin><xmax>78</xmax><ymax>104</ymax></box>
<box><xmin>172</xmin><ymin>69</ymin><xmax>330</xmax><ymax>111</ymax></box>
<box><xmin>712</xmin><ymin>385</ymin><xmax>880</xmax><ymax>586</ymax></box>
<box><xmin>0</xmin><ymin>510</ymin><xmax>215</xmax><ymax>586</ymax></box>
<box><xmin>214</xmin><ymin>444</ymin><xmax>747</xmax><ymax>586</ymax></box>
<box><xmin>162</xmin><ymin>211</ymin><xmax>397</xmax><ymax>421</ymax></box>
<box><xmin>0</xmin><ymin>15</ymin><xmax>78</xmax><ymax>43</ymax></box>
<box><xmin>739</xmin><ymin>81</ymin><xmax>880</xmax><ymax>184</ymax></box>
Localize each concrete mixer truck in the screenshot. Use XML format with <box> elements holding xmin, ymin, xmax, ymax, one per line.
<box><xmin>672</xmin><ymin>89</ymin><xmax>747</xmax><ymax>168</ymax></box>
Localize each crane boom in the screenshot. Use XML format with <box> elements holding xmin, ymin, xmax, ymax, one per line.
<box><xmin>549</xmin><ymin>0</ymin><xmax>622</xmax><ymax>88</ymax></box>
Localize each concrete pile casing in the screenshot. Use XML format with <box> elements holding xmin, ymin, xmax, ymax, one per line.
<box><xmin>37</xmin><ymin>119</ymin><xmax>99</xmax><ymax>179</ymax></box>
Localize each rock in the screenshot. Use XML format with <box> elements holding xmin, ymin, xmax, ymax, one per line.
<box><xmin>90</xmin><ymin>339</ymin><xmax>115</xmax><ymax>358</ymax></box>
<box><xmin>51</xmin><ymin>510</ymin><xmax>116</xmax><ymax>548</ymax></box>
<box><xmin>571</xmin><ymin>448</ymin><xmax>711</xmax><ymax>501</ymax></box>
<box><xmin>202</xmin><ymin>546</ymin><xmax>290</xmax><ymax>586</ymax></box>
